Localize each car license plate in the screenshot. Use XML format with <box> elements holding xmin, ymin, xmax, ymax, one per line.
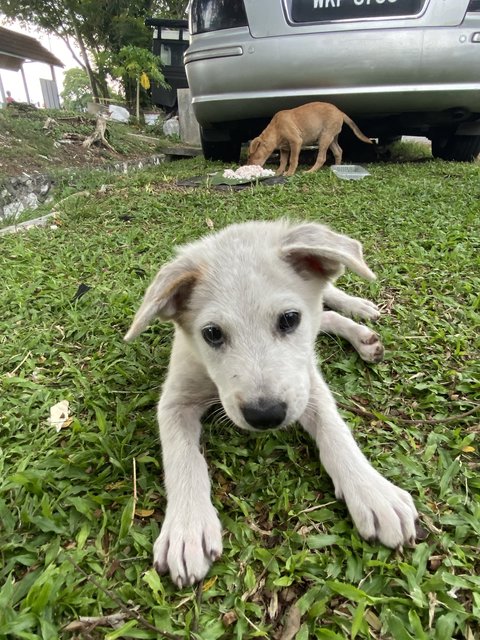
<box><xmin>291</xmin><ymin>0</ymin><xmax>425</xmax><ymax>23</ymax></box>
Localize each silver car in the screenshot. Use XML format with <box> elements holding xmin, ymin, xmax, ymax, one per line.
<box><xmin>184</xmin><ymin>0</ymin><xmax>480</xmax><ymax>162</ymax></box>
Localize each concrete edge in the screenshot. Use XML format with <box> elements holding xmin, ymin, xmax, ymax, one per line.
<box><xmin>0</xmin><ymin>212</ymin><xmax>56</xmax><ymax>236</ymax></box>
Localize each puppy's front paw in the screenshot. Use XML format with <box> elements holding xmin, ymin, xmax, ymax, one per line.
<box><xmin>153</xmin><ymin>505</ymin><xmax>223</xmax><ymax>588</ymax></box>
<box><xmin>348</xmin><ymin>296</ymin><xmax>380</xmax><ymax>321</ymax></box>
<box><xmin>340</xmin><ymin>471</ymin><xmax>419</xmax><ymax>548</ymax></box>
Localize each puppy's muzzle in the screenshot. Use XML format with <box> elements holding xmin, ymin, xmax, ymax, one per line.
<box><xmin>240</xmin><ymin>398</ymin><xmax>287</xmax><ymax>430</ymax></box>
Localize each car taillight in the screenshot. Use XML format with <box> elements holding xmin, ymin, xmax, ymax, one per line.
<box><xmin>468</xmin><ymin>0</ymin><xmax>480</xmax><ymax>11</ymax></box>
<box><xmin>189</xmin><ymin>0</ymin><xmax>248</xmax><ymax>35</ymax></box>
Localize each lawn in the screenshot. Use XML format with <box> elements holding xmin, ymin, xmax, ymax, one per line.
<box><xmin>0</xmin><ymin>150</ymin><xmax>479</xmax><ymax>639</ymax></box>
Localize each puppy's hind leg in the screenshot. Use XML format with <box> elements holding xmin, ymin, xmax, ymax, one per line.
<box><xmin>329</xmin><ymin>134</ymin><xmax>343</xmax><ymax>165</ymax></box>
<box><xmin>321</xmin><ymin>310</ymin><xmax>384</xmax><ymax>363</ymax></box>
<box><xmin>306</xmin><ymin>131</ymin><xmax>334</xmax><ymax>173</ymax></box>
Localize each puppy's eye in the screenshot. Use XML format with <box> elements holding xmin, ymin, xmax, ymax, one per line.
<box><xmin>202</xmin><ymin>324</ymin><xmax>225</xmax><ymax>348</ymax></box>
<box><xmin>278</xmin><ymin>310</ymin><xmax>301</xmax><ymax>334</ymax></box>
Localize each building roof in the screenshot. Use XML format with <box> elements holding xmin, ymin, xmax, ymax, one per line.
<box><xmin>0</xmin><ymin>26</ymin><xmax>64</xmax><ymax>71</ymax></box>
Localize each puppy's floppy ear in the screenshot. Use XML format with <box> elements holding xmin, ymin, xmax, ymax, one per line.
<box><xmin>249</xmin><ymin>137</ymin><xmax>262</xmax><ymax>155</ymax></box>
<box><xmin>280</xmin><ymin>222</ymin><xmax>376</xmax><ymax>281</ymax></box>
<box><xmin>124</xmin><ymin>255</ymin><xmax>200</xmax><ymax>341</ymax></box>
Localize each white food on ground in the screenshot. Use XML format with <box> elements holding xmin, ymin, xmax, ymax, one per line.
<box><xmin>222</xmin><ymin>165</ymin><xmax>275</xmax><ymax>180</ymax></box>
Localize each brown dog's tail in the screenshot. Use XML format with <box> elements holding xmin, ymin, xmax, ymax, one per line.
<box><xmin>343</xmin><ymin>114</ymin><xmax>372</xmax><ymax>144</ymax></box>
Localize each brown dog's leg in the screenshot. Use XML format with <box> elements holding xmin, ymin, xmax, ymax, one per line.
<box><xmin>306</xmin><ymin>132</ymin><xmax>335</xmax><ymax>173</ymax></box>
<box><xmin>329</xmin><ymin>134</ymin><xmax>343</xmax><ymax>165</ymax></box>
<box><xmin>276</xmin><ymin>147</ymin><xmax>289</xmax><ymax>176</ymax></box>
<box><xmin>284</xmin><ymin>138</ymin><xmax>302</xmax><ymax>176</ymax></box>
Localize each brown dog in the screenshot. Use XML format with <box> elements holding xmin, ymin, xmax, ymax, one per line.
<box><xmin>247</xmin><ymin>102</ymin><xmax>372</xmax><ymax>176</ymax></box>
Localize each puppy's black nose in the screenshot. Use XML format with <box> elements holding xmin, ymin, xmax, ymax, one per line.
<box><xmin>241</xmin><ymin>399</ymin><xmax>287</xmax><ymax>430</ymax></box>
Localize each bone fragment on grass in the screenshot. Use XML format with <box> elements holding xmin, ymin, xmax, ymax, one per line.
<box><xmin>63</xmin><ymin>612</ymin><xmax>129</xmax><ymax>632</ymax></box>
<box><xmin>48</xmin><ymin>400</ymin><xmax>71</xmax><ymax>432</ymax></box>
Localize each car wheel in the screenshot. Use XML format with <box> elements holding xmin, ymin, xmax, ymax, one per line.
<box><xmin>200</xmin><ymin>128</ymin><xmax>241</xmax><ymax>162</ymax></box>
<box><xmin>431</xmin><ymin>133</ymin><xmax>480</xmax><ymax>162</ymax></box>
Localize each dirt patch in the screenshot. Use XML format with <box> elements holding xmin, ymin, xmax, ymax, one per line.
<box><xmin>0</xmin><ymin>109</ymin><xmax>162</xmax><ymax>178</ymax></box>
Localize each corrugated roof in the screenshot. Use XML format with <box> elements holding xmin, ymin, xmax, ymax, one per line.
<box><xmin>0</xmin><ymin>26</ymin><xmax>64</xmax><ymax>70</ymax></box>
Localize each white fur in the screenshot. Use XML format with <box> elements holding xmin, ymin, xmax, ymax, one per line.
<box><xmin>124</xmin><ymin>220</ymin><xmax>418</xmax><ymax>587</ymax></box>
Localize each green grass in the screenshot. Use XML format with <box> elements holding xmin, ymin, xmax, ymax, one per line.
<box><xmin>0</xmin><ymin>151</ymin><xmax>479</xmax><ymax>639</ymax></box>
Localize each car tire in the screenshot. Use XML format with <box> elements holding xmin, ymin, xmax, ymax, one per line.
<box><xmin>200</xmin><ymin>128</ymin><xmax>242</xmax><ymax>162</ymax></box>
<box><xmin>431</xmin><ymin>133</ymin><xmax>480</xmax><ymax>162</ymax></box>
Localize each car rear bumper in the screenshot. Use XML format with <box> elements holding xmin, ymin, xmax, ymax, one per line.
<box><xmin>185</xmin><ymin>27</ymin><xmax>480</xmax><ymax>127</ymax></box>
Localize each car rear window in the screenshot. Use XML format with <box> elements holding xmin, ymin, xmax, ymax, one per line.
<box><xmin>189</xmin><ymin>0</ymin><xmax>248</xmax><ymax>34</ymax></box>
<box><xmin>291</xmin><ymin>0</ymin><xmax>426</xmax><ymax>23</ymax></box>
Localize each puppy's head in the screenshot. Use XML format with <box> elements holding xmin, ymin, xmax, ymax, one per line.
<box><xmin>125</xmin><ymin>221</ymin><xmax>375</xmax><ymax>432</ymax></box>
<box><xmin>247</xmin><ymin>136</ymin><xmax>272</xmax><ymax>167</ymax></box>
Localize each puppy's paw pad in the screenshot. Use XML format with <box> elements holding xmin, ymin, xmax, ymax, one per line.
<box><xmin>356</xmin><ymin>330</ymin><xmax>384</xmax><ymax>363</ymax></box>
<box><xmin>361</xmin><ymin>332</ymin><xmax>380</xmax><ymax>346</ymax></box>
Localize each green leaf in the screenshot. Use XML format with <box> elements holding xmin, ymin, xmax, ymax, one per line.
<box><xmin>143</xmin><ymin>567</ymin><xmax>164</xmax><ymax>597</ymax></box>
<box><xmin>295</xmin><ymin>623</ymin><xmax>310</xmax><ymax>640</ymax></box>
<box><xmin>244</xmin><ymin>565</ymin><xmax>257</xmax><ymax>590</ymax></box>
<box><xmin>25</xmin><ymin>579</ymin><xmax>53</xmax><ymax>614</ymax></box>
<box><xmin>296</xmin><ymin>587</ymin><xmax>326</xmax><ymax>615</ymax></box>
<box><xmin>408</xmin><ymin>609</ymin><xmax>428</xmax><ymax>640</ymax></box>
<box><xmin>326</xmin><ymin>581</ymin><xmax>371</xmax><ymax>603</ymax></box>
<box><xmin>383</xmin><ymin>611</ymin><xmax>415</xmax><ymax>640</ymax></box>
<box><xmin>0</xmin><ymin>612</ymin><xmax>37</xmax><ymax>636</ymax></box>
<box><xmin>306</xmin><ymin>534</ymin><xmax>340</xmax><ymax>549</ymax></box>
<box><xmin>351</xmin><ymin>599</ymin><xmax>366</xmax><ymax>638</ymax></box>
<box><xmin>439</xmin><ymin>459</ymin><xmax>461</xmax><ymax>497</ymax></box>
<box><xmin>105</xmin><ymin>619</ymin><xmax>138</xmax><ymax>640</ymax></box>
<box><xmin>95</xmin><ymin>407</ymin><xmax>108</xmax><ymax>434</ymax></box>
<box><xmin>253</xmin><ymin>547</ymin><xmax>280</xmax><ymax>575</ymax></box>
<box><xmin>273</xmin><ymin>575</ymin><xmax>294</xmax><ymax>587</ymax></box>
<box><xmin>309</xmin><ymin>599</ymin><xmax>328</xmax><ymax>618</ymax></box>
<box><xmin>434</xmin><ymin>613</ymin><xmax>458</xmax><ymax>640</ymax></box>
<box><xmin>317</xmin><ymin>630</ymin><xmax>345</xmax><ymax>639</ymax></box>
<box><xmin>0</xmin><ymin>577</ymin><xmax>14</xmax><ymax>608</ymax></box>
<box><xmin>76</xmin><ymin>522</ymin><xmax>91</xmax><ymax>550</ymax></box>
<box><xmin>118</xmin><ymin>496</ymin><xmax>135</xmax><ymax>540</ymax></box>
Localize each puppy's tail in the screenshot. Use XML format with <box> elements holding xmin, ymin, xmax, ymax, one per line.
<box><xmin>343</xmin><ymin>114</ymin><xmax>372</xmax><ymax>145</ymax></box>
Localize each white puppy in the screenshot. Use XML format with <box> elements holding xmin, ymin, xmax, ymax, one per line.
<box><xmin>125</xmin><ymin>220</ymin><xmax>418</xmax><ymax>588</ymax></box>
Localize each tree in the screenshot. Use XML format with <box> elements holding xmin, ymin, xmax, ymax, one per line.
<box><xmin>60</xmin><ymin>68</ymin><xmax>92</xmax><ymax>111</ymax></box>
<box><xmin>152</xmin><ymin>0</ymin><xmax>189</xmax><ymax>19</ymax></box>
<box><xmin>0</xmin><ymin>0</ymin><xmax>180</xmax><ymax>103</ymax></box>
<box><xmin>113</xmin><ymin>45</ymin><xmax>166</xmax><ymax>121</ymax></box>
